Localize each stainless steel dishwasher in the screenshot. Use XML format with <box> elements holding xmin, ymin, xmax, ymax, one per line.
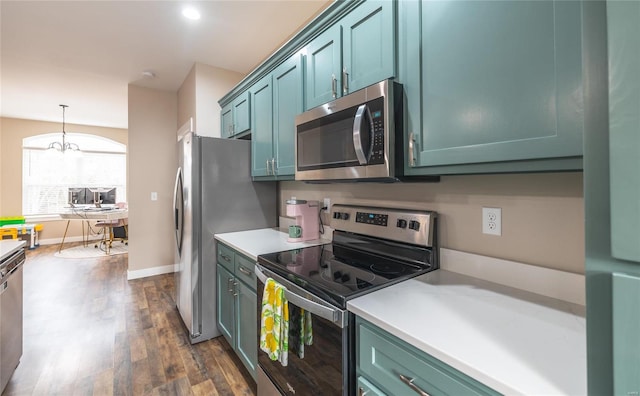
<box><xmin>0</xmin><ymin>247</ymin><xmax>25</xmax><ymax>393</ymax></box>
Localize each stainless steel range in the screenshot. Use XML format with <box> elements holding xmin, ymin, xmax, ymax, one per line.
<box><xmin>255</xmin><ymin>204</ymin><xmax>438</xmax><ymax>396</ymax></box>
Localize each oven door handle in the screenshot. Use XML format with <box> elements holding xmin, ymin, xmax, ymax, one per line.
<box><xmin>255</xmin><ymin>265</ymin><xmax>345</xmax><ymax>327</ymax></box>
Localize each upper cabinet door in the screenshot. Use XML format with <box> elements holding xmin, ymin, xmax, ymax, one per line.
<box><xmin>305</xmin><ymin>24</ymin><xmax>342</xmax><ymax>110</ymax></box>
<box><xmin>273</xmin><ymin>54</ymin><xmax>304</xmax><ymax>177</ymax></box>
<box><xmin>341</xmin><ymin>0</ymin><xmax>395</xmax><ymax>95</ymax></box>
<box><xmin>401</xmin><ymin>0</ymin><xmax>583</xmax><ymax>174</ymax></box>
<box><xmin>221</xmin><ymin>104</ymin><xmax>233</xmax><ymax>138</ymax></box>
<box><xmin>250</xmin><ymin>75</ymin><xmax>274</xmax><ymax>177</ymax></box>
<box><xmin>608</xmin><ymin>0</ymin><xmax>640</xmax><ymax>263</ymax></box>
<box><xmin>233</xmin><ymin>91</ymin><xmax>251</xmax><ymax>135</ymax></box>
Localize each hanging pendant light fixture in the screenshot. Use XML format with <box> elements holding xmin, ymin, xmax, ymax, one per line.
<box><xmin>48</xmin><ymin>104</ymin><xmax>80</xmax><ymax>153</ymax></box>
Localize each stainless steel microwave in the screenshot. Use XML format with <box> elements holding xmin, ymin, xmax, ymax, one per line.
<box><xmin>295</xmin><ymin>79</ymin><xmax>402</xmax><ymax>182</ymax></box>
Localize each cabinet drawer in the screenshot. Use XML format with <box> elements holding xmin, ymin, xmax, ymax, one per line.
<box><xmin>357</xmin><ymin>376</ymin><xmax>386</xmax><ymax>396</ymax></box>
<box><xmin>217</xmin><ymin>243</ymin><xmax>235</xmax><ymax>272</ymax></box>
<box><xmin>235</xmin><ymin>254</ymin><xmax>256</xmax><ymax>288</ymax></box>
<box><xmin>358</xmin><ymin>320</ymin><xmax>498</xmax><ymax>396</ymax></box>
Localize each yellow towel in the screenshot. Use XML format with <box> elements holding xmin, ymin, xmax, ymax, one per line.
<box><xmin>260</xmin><ymin>278</ymin><xmax>289</xmax><ymax>366</ymax></box>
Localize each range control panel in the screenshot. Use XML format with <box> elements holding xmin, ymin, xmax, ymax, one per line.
<box><xmin>355</xmin><ymin>212</ymin><xmax>388</xmax><ymax>227</ymax></box>
<box><xmin>330</xmin><ymin>204</ymin><xmax>437</xmax><ymax>247</ymax></box>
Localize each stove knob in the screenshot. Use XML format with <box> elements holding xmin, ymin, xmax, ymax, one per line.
<box><xmin>340</xmin><ymin>212</ymin><xmax>350</xmax><ymax>220</ymax></box>
<box><xmin>341</xmin><ymin>273</ymin><xmax>350</xmax><ymax>283</ymax></box>
<box><xmin>396</xmin><ymin>219</ymin><xmax>407</xmax><ymax>229</ymax></box>
<box><xmin>333</xmin><ymin>270</ymin><xmax>342</xmax><ymax>280</ymax></box>
<box><xmin>409</xmin><ymin>220</ymin><xmax>420</xmax><ymax>231</ymax></box>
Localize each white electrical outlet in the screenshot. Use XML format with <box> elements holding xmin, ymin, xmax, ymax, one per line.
<box><xmin>482</xmin><ymin>207</ymin><xmax>502</xmax><ymax>236</ymax></box>
<box><xmin>151</xmin><ymin>192</ymin><xmax>158</xmax><ymax>201</ymax></box>
<box><xmin>323</xmin><ymin>198</ymin><xmax>331</xmax><ymax>211</ymax></box>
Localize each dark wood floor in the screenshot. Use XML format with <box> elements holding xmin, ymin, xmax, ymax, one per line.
<box><xmin>3</xmin><ymin>243</ymin><xmax>256</xmax><ymax>396</ymax></box>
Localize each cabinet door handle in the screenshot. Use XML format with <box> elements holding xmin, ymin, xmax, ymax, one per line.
<box><xmin>271</xmin><ymin>158</ymin><xmax>277</xmax><ymax>175</ymax></box>
<box><xmin>398</xmin><ymin>373</ymin><xmax>431</xmax><ymax>396</ymax></box>
<box><xmin>408</xmin><ymin>132</ymin><xmax>417</xmax><ymax>167</ymax></box>
<box><xmin>238</xmin><ymin>265</ymin><xmax>252</xmax><ymax>276</ymax></box>
<box><xmin>331</xmin><ymin>74</ymin><xmax>337</xmax><ymax>99</ymax></box>
<box><xmin>221</xmin><ymin>254</ymin><xmax>231</xmax><ymax>263</ymax></box>
<box><xmin>266</xmin><ymin>159</ymin><xmax>271</xmax><ymax>175</ymax></box>
<box><xmin>232</xmin><ymin>281</ymin><xmax>239</xmax><ymax>296</ymax></box>
<box><xmin>227</xmin><ymin>278</ymin><xmax>234</xmax><ymax>293</ymax></box>
<box><xmin>358</xmin><ymin>387</ymin><xmax>368</xmax><ymax>396</ymax></box>
<box><xmin>343</xmin><ymin>67</ymin><xmax>349</xmax><ymax>95</ymax></box>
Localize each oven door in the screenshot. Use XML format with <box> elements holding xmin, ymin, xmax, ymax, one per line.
<box><xmin>255</xmin><ymin>264</ymin><xmax>354</xmax><ymax>396</ymax></box>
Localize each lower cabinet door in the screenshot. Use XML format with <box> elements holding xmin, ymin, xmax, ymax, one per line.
<box><xmin>216</xmin><ymin>264</ymin><xmax>235</xmax><ymax>346</ymax></box>
<box><xmin>235</xmin><ymin>280</ymin><xmax>258</xmax><ymax>380</ymax></box>
<box><xmin>357</xmin><ymin>376</ymin><xmax>387</xmax><ymax>396</ymax></box>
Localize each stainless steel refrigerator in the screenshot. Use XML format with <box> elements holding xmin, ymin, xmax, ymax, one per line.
<box><xmin>173</xmin><ymin>120</ymin><xmax>276</xmax><ymax>344</ymax></box>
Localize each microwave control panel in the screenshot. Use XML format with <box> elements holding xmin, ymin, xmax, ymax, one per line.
<box><xmin>368</xmin><ymin>97</ymin><xmax>385</xmax><ymax>165</ymax></box>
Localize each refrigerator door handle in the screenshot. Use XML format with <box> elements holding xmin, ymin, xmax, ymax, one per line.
<box><xmin>173</xmin><ymin>167</ymin><xmax>184</xmax><ymax>254</ymax></box>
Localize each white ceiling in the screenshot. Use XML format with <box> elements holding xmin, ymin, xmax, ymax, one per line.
<box><xmin>0</xmin><ymin>0</ymin><xmax>329</xmax><ymax>129</ymax></box>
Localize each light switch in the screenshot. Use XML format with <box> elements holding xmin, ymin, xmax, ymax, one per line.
<box><xmin>151</xmin><ymin>192</ymin><xmax>158</xmax><ymax>201</ymax></box>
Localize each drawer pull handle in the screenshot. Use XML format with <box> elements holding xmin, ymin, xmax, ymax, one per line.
<box><xmin>221</xmin><ymin>254</ymin><xmax>231</xmax><ymax>263</ymax></box>
<box><xmin>358</xmin><ymin>387</ymin><xmax>367</xmax><ymax>396</ymax></box>
<box><xmin>238</xmin><ymin>265</ymin><xmax>252</xmax><ymax>276</ymax></box>
<box><xmin>398</xmin><ymin>374</ymin><xmax>431</xmax><ymax>396</ymax></box>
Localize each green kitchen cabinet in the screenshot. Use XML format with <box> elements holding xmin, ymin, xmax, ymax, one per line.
<box><xmin>612</xmin><ymin>273</ymin><xmax>640</xmax><ymax>394</ymax></box>
<box><xmin>304</xmin><ymin>24</ymin><xmax>341</xmax><ymax>109</ymax></box>
<box><xmin>235</xmin><ymin>278</ymin><xmax>258</xmax><ymax>377</ymax></box>
<box><xmin>357</xmin><ymin>376</ymin><xmax>386</xmax><ymax>396</ymax></box>
<box><xmin>221</xmin><ymin>103</ymin><xmax>233</xmax><ymax>138</ymax></box>
<box><xmin>272</xmin><ymin>54</ymin><xmax>304</xmax><ymax>178</ymax></box>
<box><xmin>305</xmin><ymin>0</ymin><xmax>395</xmax><ymax>110</ymax></box>
<box><xmin>585</xmin><ymin>1</ymin><xmax>640</xmax><ymax>395</ymax></box>
<box><xmin>356</xmin><ymin>317</ymin><xmax>499</xmax><ymax>396</ymax></box>
<box><xmin>607</xmin><ymin>0</ymin><xmax>640</xmax><ymax>264</ymax></box>
<box><xmin>215</xmin><ymin>242</ymin><xmax>257</xmax><ymax>380</ymax></box>
<box><xmin>221</xmin><ymin>91</ymin><xmax>251</xmax><ymax>138</ymax></box>
<box><xmin>216</xmin><ymin>263</ymin><xmax>235</xmax><ymax>344</ymax></box>
<box><xmin>251</xmin><ymin>54</ymin><xmax>303</xmax><ymax>180</ymax></box>
<box><xmin>250</xmin><ymin>75</ymin><xmax>273</xmax><ymax>177</ymax></box>
<box><xmin>399</xmin><ymin>0</ymin><xmax>584</xmax><ymax>175</ymax></box>
<box><xmin>341</xmin><ymin>0</ymin><xmax>395</xmax><ymax>98</ymax></box>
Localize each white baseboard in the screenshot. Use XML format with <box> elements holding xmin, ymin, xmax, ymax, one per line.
<box><xmin>127</xmin><ymin>264</ymin><xmax>178</xmax><ymax>280</ymax></box>
<box><xmin>440</xmin><ymin>248</ymin><xmax>585</xmax><ymax>306</ymax></box>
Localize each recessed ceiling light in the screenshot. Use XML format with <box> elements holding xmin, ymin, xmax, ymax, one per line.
<box><xmin>182</xmin><ymin>7</ymin><xmax>201</xmax><ymax>20</ymax></box>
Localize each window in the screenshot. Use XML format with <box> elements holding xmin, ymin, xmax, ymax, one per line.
<box><xmin>22</xmin><ymin>133</ymin><xmax>126</xmax><ymax>216</ymax></box>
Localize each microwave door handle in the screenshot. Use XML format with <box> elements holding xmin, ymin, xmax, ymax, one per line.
<box><xmin>353</xmin><ymin>104</ymin><xmax>370</xmax><ymax>165</ymax></box>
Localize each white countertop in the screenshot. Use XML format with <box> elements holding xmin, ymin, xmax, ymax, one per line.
<box><xmin>348</xmin><ymin>269</ymin><xmax>587</xmax><ymax>396</ymax></box>
<box><xmin>214</xmin><ymin>228</ymin><xmax>330</xmax><ymax>261</ymax></box>
<box><xmin>1</xmin><ymin>240</ymin><xmax>26</xmax><ymax>261</ymax></box>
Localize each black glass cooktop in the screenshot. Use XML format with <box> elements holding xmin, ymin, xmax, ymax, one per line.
<box><xmin>257</xmin><ymin>231</ymin><xmax>437</xmax><ymax>309</ymax></box>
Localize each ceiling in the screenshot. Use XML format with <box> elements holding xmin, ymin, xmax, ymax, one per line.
<box><xmin>0</xmin><ymin>0</ymin><xmax>330</xmax><ymax>129</ymax></box>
